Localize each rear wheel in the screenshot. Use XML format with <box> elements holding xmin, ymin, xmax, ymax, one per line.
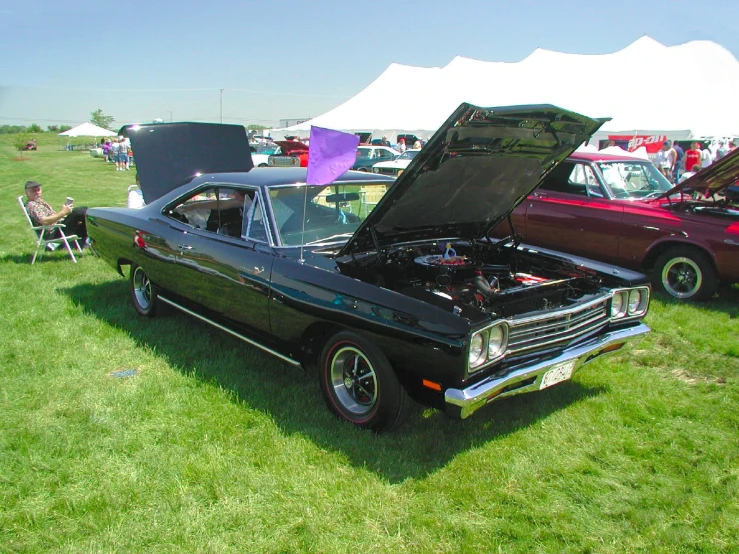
<box><xmin>653</xmin><ymin>247</ymin><xmax>717</xmax><ymax>301</ymax></box>
<box><xmin>319</xmin><ymin>331</ymin><xmax>410</xmax><ymax>432</ymax></box>
<box><xmin>130</xmin><ymin>264</ymin><xmax>159</xmax><ymax>316</ymax></box>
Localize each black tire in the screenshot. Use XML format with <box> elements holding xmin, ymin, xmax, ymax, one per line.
<box><xmin>130</xmin><ymin>264</ymin><xmax>159</xmax><ymax>316</ymax></box>
<box><xmin>652</xmin><ymin>246</ymin><xmax>718</xmax><ymax>301</ymax></box>
<box><xmin>357</xmin><ymin>167</ymin><xmax>368</xmax><ymax>172</ymax></box>
<box><xmin>319</xmin><ymin>331</ymin><xmax>411</xmax><ymax>432</ymax></box>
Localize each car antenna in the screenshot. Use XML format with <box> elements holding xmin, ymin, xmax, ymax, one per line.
<box><xmin>298</xmin><ymin>183</ymin><xmax>308</xmax><ymax>264</ymax></box>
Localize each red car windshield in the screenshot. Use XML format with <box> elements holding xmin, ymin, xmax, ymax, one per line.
<box><xmin>596</xmin><ymin>161</ymin><xmax>673</xmax><ymax>200</ymax></box>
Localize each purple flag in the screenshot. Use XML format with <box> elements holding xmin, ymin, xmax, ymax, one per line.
<box><xmin>306</xmin><ymin>126</ymin><xmax>360</xmax><ymax>185</ymax></box>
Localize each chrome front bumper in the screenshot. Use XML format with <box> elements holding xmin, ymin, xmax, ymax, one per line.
<box><xmin>445</xmin><ymin>323</ymin><xmax>650</xmax><ymax>419</ymax></box>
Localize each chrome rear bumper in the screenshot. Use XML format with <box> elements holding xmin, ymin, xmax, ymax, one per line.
<box><xmin>445</xmin><ymin>323</ymin><xmax>650</xmax><ymax>419</ymax></box>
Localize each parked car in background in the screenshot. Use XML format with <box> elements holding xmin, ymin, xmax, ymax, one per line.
<box><xmin>352</xmin><ymin>146</ymin><xmax>399</xmax><ymax>171</ymax></box>
<box><xmin>250</xmin><ymin>144</ymin><xmax>279</xmax><ymax>167</ymax></box>
<box><xmin>268</xmin><ymin>140</ymin><xmax>309</xmax><ymax>167</ymax></box>
<box><xmin>490</xmin><ymin>150</ymin><xmax>739</xmax><ymax>300</ymax></box>
<box><xmin>88</xmin><ymin>105</ymin><xmax>650</xmax><ymax>432</ymax></box>
<box><xmin>372</xmin><ymin>149</ymin><xmax>421</xmax><ymax>176</ymax></box>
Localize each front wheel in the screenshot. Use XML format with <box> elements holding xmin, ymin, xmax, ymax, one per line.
<box><xmin>652</xmin><ymin>247</ymin><xmax>717</xmax><ymax>301</ymax></box>
<box><xmin>319</xmin><ymin>331</ymin><xmax>411</xmax><ymax>432</ymax></box>
<box><xmin>130</xmin><ymin>264</ymin><xmax>159</xmax><ymax>316</ymax></box>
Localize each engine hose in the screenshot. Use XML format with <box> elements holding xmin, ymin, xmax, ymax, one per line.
<box><xmin>475</xmin><ymin>274</ymin><xmax>499</xmax><ymax>298</ymax></box>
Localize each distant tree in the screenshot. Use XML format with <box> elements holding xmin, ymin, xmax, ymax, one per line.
<box><xmin>0</xmin><ymin>125</ymin><xmax>27</xmax><ymax>134</ymax></box>
<box><xmin>59</xmin><ymin>125</ymin><xmax>72</xmax><ymax>133</ymax></box>
<box><xmin>247</xmin><ymin>124</ymin><xmax>268</xmax><ymax>131</ymax></box>
<box><xmin>27</xmin><ymin>123</ymin><xmax>42</xmax><ymax>133</ymax></box>
<box><xmin>90</xmin><ymin>109</ymin><xmax>115</xmax><ymax>130</ymax></box>
<box><xmin>14</xmin><ymin>132</ymin><xmax>30</xmax><ymax>154</ymax></box>
<box><xmin>47</xmin><ymin>125</ymin><xmax>59</xmax><ymax>133</ymax></box>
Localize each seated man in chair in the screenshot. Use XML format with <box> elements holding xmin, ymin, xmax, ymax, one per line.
<box><xmin>24</xmin><ymin>180</ymin><xmax>89</xmax><ymax>245</ymax></box>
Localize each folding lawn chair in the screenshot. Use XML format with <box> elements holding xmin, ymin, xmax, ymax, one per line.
<box><xmin>17</xmin><ymin>195</ymin><xmax>82</xmax><ymax>264</ymax></box>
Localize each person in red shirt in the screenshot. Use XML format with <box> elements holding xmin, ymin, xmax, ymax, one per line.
<box><xmin>684</xmin><ymin>142</ymin><xmax>702</xmax><ymax>172</ymax></box>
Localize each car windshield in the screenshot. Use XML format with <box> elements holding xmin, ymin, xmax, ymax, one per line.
<box><xmin>268</xmin><ymin>182</ymin><xmax>390</xmax><ymax>246</ymax></box>
<box><xmin>596</xmin><ymin>161</ymin><xmax>674</xmax><ymax>199</ymax></box>
<box><xmin>255</xmin><ymin>145</ymin><xmax>278</xmax><ymax>155</ymax></box>
<box><xmin>398</xmin><ymin>150</ymin><xmax>420</xmax><ymax>161</ymax></box>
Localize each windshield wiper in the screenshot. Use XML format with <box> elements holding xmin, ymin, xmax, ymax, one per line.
<box><xmin>305</xmin><ymin>233</ymin><xmax>355</xmax><ymax>246</ymax></box>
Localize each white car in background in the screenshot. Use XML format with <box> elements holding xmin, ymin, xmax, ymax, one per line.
<box><xmin>250</xmin><ymin>144</ymin><xmax>279</xmax><ymax>167</ymax></box>
<box><xmin>352</xmin><ymin>146</ymin><xmax>399</xmax><ymax>171</ymax></box>
<box><xmin>372</xmin><ymin>149</ymin><xmax>421</xmax><ymax>176</ymax></box>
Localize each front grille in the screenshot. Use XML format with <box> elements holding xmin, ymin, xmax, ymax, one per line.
<box><xmin>268</xmin><ymin>156</ymin><xmax>300</xmax><ymax>167</ymax></box>
<box><xmin>507</xmin><ymin>297</ymin><xmax>609</xmax><ymax>356</ymax></box>
<box><xmin>375</xmin><ymin>167</ymin><xmax>398</xmax><ymax>175</ymax></box>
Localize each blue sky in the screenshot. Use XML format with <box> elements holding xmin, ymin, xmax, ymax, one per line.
<box><xmin>1</xmin><ymin>0</ymin><xmax>737</xmax><ymax>129</ymax></box>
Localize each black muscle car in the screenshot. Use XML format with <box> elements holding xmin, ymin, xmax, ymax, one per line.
<box><xmin>87</xmin><ymin>104</ymin><xmax>651</xmax><ymax>432</ymax></box>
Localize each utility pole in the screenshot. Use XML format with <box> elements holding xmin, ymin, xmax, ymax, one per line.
<box><xmin>220</xmin><ymin>89</ymin><xmax>224</xmax><ymax>123</ymax></box>
<box><xmin>166</xmin><ymin>110</ymin><xmax>173</xmax><ymax>123</ymax></box>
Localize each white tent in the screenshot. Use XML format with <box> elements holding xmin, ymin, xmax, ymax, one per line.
<box><xmin>59</xmin><ymin>122</ymin><xmax>117</xmax><ymax>137</ymax></box>
<box><xmin>275</xmin><ymin>37</ymin><xmax>739</xmax><ymax>142</ymax></box>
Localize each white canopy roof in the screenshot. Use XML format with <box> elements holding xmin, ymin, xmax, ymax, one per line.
<box><xmin>59</xmin><ymin>122</ymin><xmax>117</xmax><ymax>137</ymax></box>
<box><xmin>278</xmin><ymin>37</ymin><xmax>739</xmax><ymax>139</ymax></box>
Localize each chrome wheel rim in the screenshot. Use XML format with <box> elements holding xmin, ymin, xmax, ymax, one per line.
<box><xmin>132</xmin><ymin>267</ymin><xmax>152</xmax><ymax>309</ymax></box>
<box><xmin>661</xmin><ymin>257</ymin><xmax>702</xmax><ymax>298</ymax></box>
<box><xmin>329</xmin><ymin>346</ymin><xmax>377</xmax><ymax>415</ymax></box>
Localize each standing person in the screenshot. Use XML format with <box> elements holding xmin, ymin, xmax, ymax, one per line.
<box><xmin>102</xmin><ymin>139</ymin><xmax>112</xmax><ymax>162</ymax></box>
<box><xmin>714</xmin><ymin>141</ymin><xmax>729</xmax><ymax>161</ymax></box>
<box><xmin>655</xmin><ymin>141</ymin><xmax>676</xmax><ymax>180</ymax></box>
<box><xmin>380</xmin><ymin>136</ymin><xmax>391</xmax><ymax>147</ymax></box>
<box><xmin>119</xmin><ymin>137</ymin><xmax>131</xmax><ymax>171</ymax></box>
<box><xmin>684</xmin><ymin>142</ymin><xmax>701</xmax><ymax>173</ymax></box>
<box><xmin>672</xmin><ymin>141</ymin><xmax>684</xmax><ymax>183</ymax></box>
<box><xmin>110</xmin><ymin>138</ymin><xmax>121</xmax><ymax>171</ymax></box>
<box><xmin>700</xmin><ymin>143</ymin><xmax>713</xmax><ymax>169</ymax></box>
<box><xmin>397</xmin><ymin>138</ymin><xmax>406</xmax><ymax>153</ymax></box>
<box><xmin>23</xmin><ymin>181</ymin><xmax>89</xmax><ymax>244</ymax></box>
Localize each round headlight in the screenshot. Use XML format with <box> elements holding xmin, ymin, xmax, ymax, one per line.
<box><xmin>611</xmin><ymin>292</ymin><xmax>625</xmax><ymax>318</ymax></box>
<box><xmin>469</xmin><ymin>332</ymin><xmax>486</xmax><ymax>368</ymax></box>
<box><xmin>628</xmin><ymin>289</ymin><xmax>643</xmax><ymax>314</ymax></box>
<box><xmin>372</xmin><ymin>167</ymin><xmax>379</xmax><ymax>173</ymax></box>
<box><xmin>488</xmin><ymin>325</ymin><xmax>506</xmax><ymax>359</ymax></box>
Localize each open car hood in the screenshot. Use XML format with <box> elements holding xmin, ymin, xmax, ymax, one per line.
<box><xmin>120</xmin><ymin>122</ymin><xmax>253</xmax><ymax>204</ymax></box>
<box><xmin>274</xmin><ymin>140</ymin><xmax>309</xmax><ymax>154</ymax></box>
<box><xmin>657</xmin><ymin>146</ymin><xmax>739</xmax><ymax>200</ymax></box>
<box><xmin>339</xmin><ymin>103</ymin><xmax>608</xmax><ymax>257</ymax></box>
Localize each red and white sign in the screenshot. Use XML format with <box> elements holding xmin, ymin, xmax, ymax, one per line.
<box><xmin>608</xmin><ymin>134</ymin><xmax>667</xmax><ymax>154</ymax></box>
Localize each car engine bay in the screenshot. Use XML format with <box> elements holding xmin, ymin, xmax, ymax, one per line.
<box><xmin>338</xmin><ymin>240</ymin><xmax>607</xmax><ymax>318</ymax></box>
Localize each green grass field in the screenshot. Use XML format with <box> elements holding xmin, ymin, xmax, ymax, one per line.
<box><xmin>1</xmin><ymin>134</ymin><xmax>738</xmax><ymax>553</ymax></box>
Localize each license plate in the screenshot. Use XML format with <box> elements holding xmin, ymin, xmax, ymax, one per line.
<box><xmin>540</xmin><ymin>360</ymin><xmax>576</xmax><ymax>390</ymax></box>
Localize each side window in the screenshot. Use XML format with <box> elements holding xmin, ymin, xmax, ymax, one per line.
<box><xmin>569</xmin><ymin>164</ymin><xmax>604</xmax><ymax>198</ymax></box>
<box><xmin>167</xmin><ymin>186</ymin><xmax>258</xmax><ymax>238</ymax></box>
<box><xmin>539</xmin><ymin>161</ymin><xmax>576</xmax><ymax>193</ymax></box>
<box><xmin>243</xmin><ymin>193</ymin><xmax>269</xmax><ymax>243</ymax></box>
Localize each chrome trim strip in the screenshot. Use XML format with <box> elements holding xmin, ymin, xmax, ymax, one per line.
<box><xmin>446</xmin><ymin>323</ymin><xmax>650</xmax><ymax>419</ymax></box>
<box><xmin>158</xmin><ymin>296</ymin><xmax>302</xmax><ymax>367</ymax></box>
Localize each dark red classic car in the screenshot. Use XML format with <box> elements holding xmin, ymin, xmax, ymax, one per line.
<box><xmin>491</xmin><ymin>149</ymin><xmax>739</xmax><ymax>300</ymax></box>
